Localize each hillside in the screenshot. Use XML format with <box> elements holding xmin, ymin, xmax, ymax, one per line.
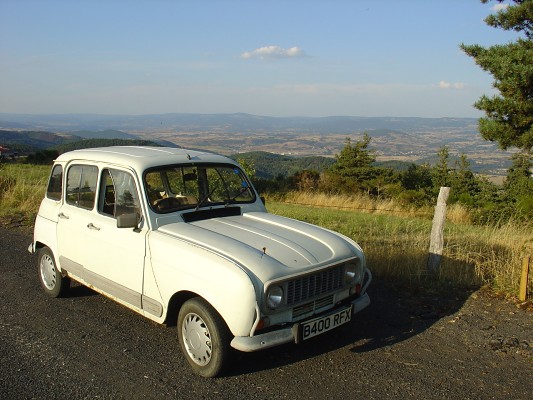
<box><xmin>67</xmin><ymin>129</ymin><xmax>138</xmax><ymax>140</ymax></box>
<box><xmin>0</xmin><ymin>130</ymin><xmax>80</xmax><ymax>151</ymax></box>
<box><xmin>0</xmin><ymin>130</ymin><xmax>182</xmax><ymax>156</ymax></box>
<box><xmin>230</xmin><ymin>151</ymin><xmax>336</xmax><ymax>179</ymax></box>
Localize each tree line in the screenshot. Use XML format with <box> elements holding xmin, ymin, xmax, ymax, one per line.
<box><xmin>250</xmin><ymin>133</ymin><xmax>532</xmax><ymax>224</ymax></box>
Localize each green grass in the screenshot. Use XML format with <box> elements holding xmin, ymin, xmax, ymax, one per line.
<box><xmin>0</xmin><ymin>163</ymin><xmax>50</xmax><ymax>223</ymax></box>
<box><xmin>267</xmin><ymin>201</ymin><xmax>532</xmax><ymax>298</ymax></box>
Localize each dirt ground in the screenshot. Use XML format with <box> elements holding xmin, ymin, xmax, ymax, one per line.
<box><xmin>1</xmin><ymin>223</ymin><xmax>531</xmax><ymax>399</ymax></box>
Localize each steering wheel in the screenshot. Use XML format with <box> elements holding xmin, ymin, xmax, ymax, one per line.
<box><xmin>153</xmin><ymin>197</ymin><xmax>182</xmax><ymax>211</ymax></box>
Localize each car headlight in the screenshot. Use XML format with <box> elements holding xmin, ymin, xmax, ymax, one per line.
<box><xmin>266</xmin><ymin>285</ymin><xmax>284</xmax><ymax>309</ymax></box>
<box><xmin>344</xmin><ymin>261</ymin><xmax>362</xmax><ymax>284</ymax></box>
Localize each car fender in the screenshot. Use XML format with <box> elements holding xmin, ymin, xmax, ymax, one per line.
<box><xmin>149</xmin><ymin>230</ymin><xmax>259</xmax><ymax>337</ymax></box>
<box><xmin>31</xmin><ymin>200</ymin><xmax>61</xmax><ymax>263</ymax></box>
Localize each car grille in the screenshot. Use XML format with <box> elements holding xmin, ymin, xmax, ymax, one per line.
<box><xmin>292</xmin><ymin>294</ymin><xmax>335</xmax><ymax>319</ymax></box>
<box><xmin>286</xmin><ymin>265</ymin><xmax>344</xmax><ymax>306</ymax></box>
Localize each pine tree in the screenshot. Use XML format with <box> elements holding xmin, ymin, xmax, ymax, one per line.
<box><xmin>460</xmin><ymin>0</ymin><xmax>533</xmax><ymax>154</ymax></box>
<box><xmin>326</xmin><ymin>133</ymin><xmax>379</xmax><ymax>194</ymax></box>
<box><xmin>329</xmin><ymin>133</ymin><xmax>375</xmax><ymax>177</ymax></box>
<box><xmin>432</xmin><ymin>146</ymin><xmax>451</xmax><ymax>187</ymax></box>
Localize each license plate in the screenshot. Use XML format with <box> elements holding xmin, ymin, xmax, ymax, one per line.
<box><xmin>300</xmin><ymin>305</ymin><xmax>353</xmax><ymax>341</ymax></box>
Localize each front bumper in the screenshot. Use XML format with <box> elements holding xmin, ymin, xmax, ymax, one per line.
<box><xmin>231</xmin><ymin>290</ymin><xmax>371</xmax><ymax>352</ymax></box>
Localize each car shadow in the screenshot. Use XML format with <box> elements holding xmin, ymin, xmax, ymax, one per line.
<box><xmin>229</xmin><ymin>266</ymin><xmax>477</xmax><ymax>376</ymax></box>
<box><xmin>65</xmin><ymin>281</ymin><xmax>99</xmax><ymax>298</ymax></box>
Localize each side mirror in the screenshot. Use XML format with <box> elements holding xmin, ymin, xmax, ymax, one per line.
<box><xmin>260</xmin><ymin>196</ymin><xmax>266</xmax><ymax>205</ymax></box>
<box><xmin>117</xmin><ymin>213</ymin><xmax>139</xmax><ymax>229</ymax></box>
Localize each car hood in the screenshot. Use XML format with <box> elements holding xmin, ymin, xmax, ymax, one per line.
<box><xmin>156</xmin><ymin>211</ymin><xmax>360</xmax><ymax>282</ymax></box>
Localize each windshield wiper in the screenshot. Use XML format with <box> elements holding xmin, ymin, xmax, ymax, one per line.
<box><xmin>225</xmin><ymin>186</ymin><xmax>251</xmax><ymax>207</ymax></box>
<box><xmin>195</xmin><ymin>187</ymin><xmax>218</xmax><ymax>211</ymax></box>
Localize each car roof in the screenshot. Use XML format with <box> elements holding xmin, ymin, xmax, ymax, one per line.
<box><xmin>54</xmin><ymin>146</ymin><xmax>236</xmax><ymax>171</ymax></box>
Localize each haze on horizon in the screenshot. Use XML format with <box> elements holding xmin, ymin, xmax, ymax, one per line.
<box><xmin>0</xmin><ymin>1</ymin><xmax>521</xmax><ymax>119</ymax></box>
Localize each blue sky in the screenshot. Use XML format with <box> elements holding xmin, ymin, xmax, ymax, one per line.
<box><xmin>0</xmin><ymin>0</ymin><xmax>521</xmax><ymax>118</ymax></box>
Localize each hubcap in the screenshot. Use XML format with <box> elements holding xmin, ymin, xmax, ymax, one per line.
<box><xmin>40</xmin><ymin>254</ymin><xmax>57</xmax><ymax>290</ymax></box>
<box><xmin>182</xmin><ymin>313</ymin><xmax>212</xmax><ymax>366</ymax></box>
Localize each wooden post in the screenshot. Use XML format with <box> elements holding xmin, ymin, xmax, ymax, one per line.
<box><xmin>519</xmin><ymin>256</ymin><xmax>530</xmax><ymax>301</ymax></box>
<box><xmin>427</xmin><ymin>187</ymin><xmax>450</xmax><ymax>274</ymax></box>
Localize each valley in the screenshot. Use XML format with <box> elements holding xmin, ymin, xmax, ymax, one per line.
<box><xmin>0</xmin><ymin>113</ymin><xmax>516</xmax><ymax>175</ymax></box>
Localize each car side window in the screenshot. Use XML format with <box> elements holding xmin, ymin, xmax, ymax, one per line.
<box><xmin>46</xmin><ymin>165</ymin><xmax>63</xmax><ymax>201</ymax></box>
<box><xmin>66</xmin><ymin>165</ymin><xmax>98</xmax><ymax>210</ymax></box>
<box><xmin>99</xmin><ymin>168</ymin><xmax>141</xmax><ymax>219</ymax></box>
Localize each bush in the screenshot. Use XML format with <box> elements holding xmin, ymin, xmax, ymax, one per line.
<box><xmin>394</xmin><ymin>189</ymin><xmax>431</xmax><ymax>207</ymax></box>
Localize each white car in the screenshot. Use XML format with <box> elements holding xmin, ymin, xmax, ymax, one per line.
<box><xmin>29</xmin><ymin>146</ymin><xmax>371</xmax><ymax>377</ymax></box>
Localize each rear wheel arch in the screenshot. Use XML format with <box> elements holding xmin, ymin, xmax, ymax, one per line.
<box><xmin>37</xmin><ymin>246</ymin><xmax>70</xmax><ymax>298</ymax></box>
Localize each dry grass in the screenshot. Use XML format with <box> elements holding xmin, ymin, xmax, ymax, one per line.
<box><xmin>446</xmin><ymin>204</ymin><xmax>473</xmax><ymax>225</ymax></box>
<box><xmin>443</xmin><ymin>223</ymin><xmax>533</xmax><ymax>297</ymax></box>
<box><xmin>267</xmin><ymin>193</ymin><xmax>532</xmax><ymax>299</ymax></box>
<box><xmin>0</xmin><ymin>164</ymin><xmax>49</xmax><ymax>222</ymax></box>
<box><xmin>267</xmin><ymin>191</ymin><xmax>434</xmax><ymax>219</ymax></box>
<box><xmin>266</xmin><ymin>191</ymin><xmax>474</xmax><ymax>224</ymax></box>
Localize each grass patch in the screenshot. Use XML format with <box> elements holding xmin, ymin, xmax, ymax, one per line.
<box><xmin>0</xmin><ymin>163</ymin><xmax>50</xmax><ymax>223</ymax></box>
<box><xmin>267</xmin><ymin>199</ymin><xmax>532</xmax><ymax>299</ymax></box>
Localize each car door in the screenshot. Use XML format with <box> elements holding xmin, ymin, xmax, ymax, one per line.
<box><xmin>56</xmin><ymin>164</ymin><xmax>99</xmax><ymax>276</ymax></box>
<box><xmin>82</xmin><ymin>167</ymin><xmax>148</xmax><ymax>310</ymax></box>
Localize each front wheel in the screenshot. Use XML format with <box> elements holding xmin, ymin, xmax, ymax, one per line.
<box><xmin>37</xmin><ymin>247</ymin><xmax>70</xmax><ymax>298</ymax></box>
<box><xmin>177</xmin><ymin>298</ymin><xmax>232</xmax><ymax>377</ymax></box>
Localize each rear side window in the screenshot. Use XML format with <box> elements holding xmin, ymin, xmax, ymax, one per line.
<box><xmin>46</xmin><ymin>165</ymin><xmax>63</xmax><ymax>201</ymax></box>
<box><xmin>66</xmin><ymin>165</ymin><xmax>98</xmax><ymax>210</ymax></box>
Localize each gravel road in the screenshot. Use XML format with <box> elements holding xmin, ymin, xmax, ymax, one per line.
<box><xmin>0</xmin><ymin>226</ymin><xmax>531</xmax><ymax>399</ymax></box>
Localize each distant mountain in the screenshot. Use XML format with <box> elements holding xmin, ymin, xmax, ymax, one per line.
<box><xmin>0</xmin><ymin>130</ymin><xmax>80</xmax><ymax>150</ymax></box>
<box><xmin>0</xmin><ymin>112</ymin><xmax>479</xmax><ymax>134</ymax></box>
<box><xmin>0</xmin><ymin>129</ymin><xmax>178</xmax><ymax>153</ymax></box>
<box><xmin>67</xmin><ymin>129</ymin><xmax>138</xmax><ymax>140</ymax></box>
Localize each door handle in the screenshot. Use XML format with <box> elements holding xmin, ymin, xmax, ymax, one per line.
<box><xmin>87</xmin><ymin>223</ymin><xmax>100</xmax><ymax>231</ymax></box>
<box><xmin>58</xmin><ymin>212</ymin><xmax>69</xmax><ymax>219</ymax></box>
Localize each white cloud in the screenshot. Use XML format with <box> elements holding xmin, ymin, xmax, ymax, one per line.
<box><xmin>241</xmin><ymin>45</ymin><xmax>306</xmax><ymax>60</ymax></box>
<box><xmin>491</xmin><ymin>3</ymin><xmax>509</xmax><ymax>12</ymax></box>
<box><xmin>438</xmin><ymin>80</ymin><xmax>465</xmax><ymax>89</ymax></box>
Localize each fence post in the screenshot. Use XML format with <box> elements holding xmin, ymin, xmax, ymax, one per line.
<box><xmin>427</xmin><ymin>187</ymin><xmax>450</xmax><ymax>274</ymax></box>
<box><xmin>519</xmin><ymin>256</ymin><xmax>530</xmax><ymax>301</ymax></box>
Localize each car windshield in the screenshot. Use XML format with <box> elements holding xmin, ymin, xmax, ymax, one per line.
<box><xmin>144</xmin><ymin>163</ymin><xmax>255</xmax><ymax>213</ymax></box>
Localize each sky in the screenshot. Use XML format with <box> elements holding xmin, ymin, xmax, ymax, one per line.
<box><xmin>0</xmin><ymin>0</ymin><xmax>523</xmax><ymax>118</ymax></box>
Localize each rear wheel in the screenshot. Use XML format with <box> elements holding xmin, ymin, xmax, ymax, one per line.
<box><xmin>177</xmin><ymin>297</ymin><xmax>232</xmax><ymax>377</ymax></box>
<box><xmin>37</xmin><ymin>247</ymin><xmax>70</xmax><ymax>298</ymax></box>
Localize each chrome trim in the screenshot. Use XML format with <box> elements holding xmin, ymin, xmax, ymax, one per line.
<box><xmin>59</xmin><ymin>256</ymin><xmax>164</xmax><ymax>315</ymax></box>
<box><xmin>142</xmin><ymin>295</ymin><xmax>163</xmax><ymax>317</ymax></box>
<box><xmin>85</xmin><ymin>269</ymin><xmax>142</xmax><ymax>308</ymax></box>
<box><xmin>59</xmin><ymin>256</ymin><xmax>83</xmax><ymax>275</ymax></box>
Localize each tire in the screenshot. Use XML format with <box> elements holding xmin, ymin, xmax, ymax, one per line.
<box><xmin>177</xmin><ymin>297</ymin><xmax>233</xmax><ymax>378</ymax></box>
<box><xmin>37</xmin><ymin>247</ymin><xmax>70</xmax><ymax>298</ymax></box>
